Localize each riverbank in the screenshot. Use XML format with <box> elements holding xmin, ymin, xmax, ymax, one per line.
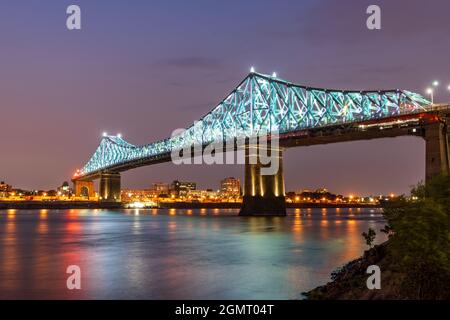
<box><xmin>0</xmin><ymin>200</ymin><xmax>379</xmax><ymax>210</ymax></box>
<box><xmin>303</xmin><ymin>242</ymin><xmax>405</xmax><ymax>299</ymax></box>
<box><xmin>305</xmin><ymin>175</ymin><xmax>450</xmax><ymax>300</ymax></box>
<box><xmin>159</xmin><ymin>202</ymin><xmax>378</xmax><ymax>209</ymax></box>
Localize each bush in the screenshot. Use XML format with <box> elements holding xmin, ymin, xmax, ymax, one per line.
<box><xmin>383</xmin><ymin>174</ymin><xmax>450</xmax><ymax>299</ymax></box>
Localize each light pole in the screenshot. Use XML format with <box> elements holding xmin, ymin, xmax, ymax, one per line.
<box><xmin>427</xmin><ymin>81</ymin><xmax>440</xmax><ymax>105</ymax></box>
<box><xmin>426</xmin><ymin>88</ymin><xmax>434</xmax><ymax>104</ymax></box>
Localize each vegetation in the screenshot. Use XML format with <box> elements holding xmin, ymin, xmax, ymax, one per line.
<box><xmin>382</xmin><ymin>174</ymin><xmax>450</xmax><ymax>299</ymax></box>
<box><xmin>361</xmin><ymin>228</ymin><xmax>376</xmax><ymax>248</ymax></box>
<box><xmin>305</xmin><ymin>174</ymin><xmax>450</xmax><ymax>300</ymax></box>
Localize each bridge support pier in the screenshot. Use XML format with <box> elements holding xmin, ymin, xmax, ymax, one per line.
<box><xmin>99</xmin><ymin>173</ymin><xmax>121</xmax><ymax>202</ymax></box>
<box><xmin>73</xmin><ymin>180</ymin><xmax>95</xmax><ymax>199</ymax></box>
<box><xmin>425</xmin><ymin>121</ymin><xmax>449</xmax><ymax>182</ymax></box>
<box><xmin>239</xmin><ymin>144</ymin><xmax>286</xmax><ymax>216</ymax></box>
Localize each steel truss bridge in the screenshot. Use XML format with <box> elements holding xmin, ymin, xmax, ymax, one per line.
<box><xmin>73</xmin><ymin>72</ymin><xmax>450</xmax><ymax>215</ymax></box>
<box><xmin>75</xmin><ymin>72</ymin><xmax>433</xmax><ymax>179</ymax></box>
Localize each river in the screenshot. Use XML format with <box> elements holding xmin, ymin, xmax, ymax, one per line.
<box><xmin>0</xmin><ymin>208</ymin><xmax>387</xmax><ymax>299</ymax></box>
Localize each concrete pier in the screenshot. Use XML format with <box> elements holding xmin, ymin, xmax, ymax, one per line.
<box><xmin>425</xmin><ymin>121</ymin><xmax>449</xmax><ymax>181</ymax></box>
<box><xmin>99</xmin><ymin>173</ymin><xmax>121</xmax><ymax>202</ymax></box>
<box><xmin>239</xmin><ymin>143</ymin><xmax>286</xmax><ymax>216</ymax></box>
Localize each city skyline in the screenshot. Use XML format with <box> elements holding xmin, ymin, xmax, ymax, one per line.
<box><xmin>2</xmin><ymin>0</ymin><xmax>450</xmax><ymax>195</ymax></box>
<box><xmin>0</xmin><ymin>173</ymin><xmax>415</xmax><ymax>200</ymax></box>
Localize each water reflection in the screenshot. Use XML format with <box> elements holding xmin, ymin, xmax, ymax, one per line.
<box><xmin>0</xmin><ymin>208</ymin><xmax>386</xmax><ymax>299</ymax></box>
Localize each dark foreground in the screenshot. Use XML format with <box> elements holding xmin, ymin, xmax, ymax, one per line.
<box><xmin>304</xmin><ymin>242</ymin><xmax>396</xmax><ymax>299</ymax></box>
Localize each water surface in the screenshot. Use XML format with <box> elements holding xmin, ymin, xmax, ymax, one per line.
<box><xmin>0</xmin><ymin>208</ymin><xmax>387</xmax><ymax>299</ymax></box>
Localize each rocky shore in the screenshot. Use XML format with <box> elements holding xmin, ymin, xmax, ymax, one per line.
<box><xmin>304</xmin><ymin>242</ymin><xmax>406</xmax><ymax>300</ymax></box>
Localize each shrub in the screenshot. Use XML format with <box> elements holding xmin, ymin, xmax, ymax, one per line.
<box><xmin>383</xmin><ymin>174</ymin><xmax>450</xmax><ymax>299</ymax></box>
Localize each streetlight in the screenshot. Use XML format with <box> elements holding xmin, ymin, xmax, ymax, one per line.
<box><xmin>250</xmin><ymin>67</ymin><xmax>255</xmax><ymax>73</ymax></box>
<box><xmin>117</xmin><ymin>133</ymin><xmax>122</xmax><ymax>138</ymax></box>
<box><xmin>102</xmin><ymin>132</ymin><xmax>107</xmax><ymax>137</ymax></box>
<box><xmin>426</xmin><ymin>88</ymin><xmax>434</xmax><ymax>104</ymax></box>
<box><xmin>447</xmin><ymin>84</ymin><xmax>450</xmax><ymax>91</ymax></box>
<box><xmin>272</xmin><ymin>72</ymin><xmax>277</xmax><ymax>78</ymax></box>
<box><xmin>427</xmin><ymin>80</ymin><xmax>445</xmax><ymax>104</ymax></box>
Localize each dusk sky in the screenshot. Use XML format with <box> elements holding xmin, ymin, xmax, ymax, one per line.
<box><xmin>1</xmin><ymin>0</ymin><xmax>450</xmax><ymax>196</ymax></box>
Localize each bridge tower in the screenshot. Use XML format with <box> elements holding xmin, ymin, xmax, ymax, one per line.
<box><xmin>424</xmin><ymin>119</ymin><xmax>450</xmax><ymax>181</ymax></box>
<box><xmin>98</xmin><ymin>173</ymin><xmax>121</xmax><ymax>202</ymax></box>
<box><xmin>239</xmin><ymin>143</ymin><xmax>286</xmax><ymax>216</ymax></box>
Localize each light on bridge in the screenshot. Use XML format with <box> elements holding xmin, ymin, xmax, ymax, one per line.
<box><xmin>250</xmin><ymin>67</ymin><xmax>255</xmax><ymax>73</ymax></box>
<box><xmin>272</xmin><ymin>72</ymin><xmax>277</xmax><ymax>78</ymax></box>
<box><xmin>117</xmin><ymin>133</ymin><xmax>122</xmax><ymax>138</ymax></box>
<box><xmin>447</xmin><ymin>85</ymin><xmax>450</xmax><ymax>91</ymax></box>
<box><xmin>73</xmin><ymin>169</ymin><xmax>81</xmax><ymax>178</ymax></box>
<box><xmin>432</xmin><ymin>81</ymin><xmax>439</xmax><ymax>87</ymax></box>
<box><xmin>102</xmin><ymin>132</ymin><xmax>108</xmax><ymax>137</ymax></box>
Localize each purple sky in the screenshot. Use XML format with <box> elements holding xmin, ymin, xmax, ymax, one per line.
<box><xmin>1</xmin><ymin>0</ymin><xmax>450</xmax><ymax>196</ymax></box>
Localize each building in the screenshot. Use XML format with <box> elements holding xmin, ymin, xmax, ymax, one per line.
<box><xmin>220</xmin><ymin>177</ymin><xmax>241</xmax><ymax>197</ymax></box>
<box><xmin>171</xmin><ymin>180</ymin><xmax>196</xmax><ymax>197</ymax></box>
<box><xmin>0</xmin><ymin>181</ymin><xmax>12</xmax><ymax>198</ymax></box>
<box><xmin>57</xmin><ymin>181</ymin><xmax>72</xmax><ymax>197</ymax></box>
<box><xmin>150</xmin><ymin>182</ymin><xmax>169</xmax><ymax>196</ymax></box>
<box><xmin>187</xmin><ymin>189</ymin><xmax>219</xmax><ymax>201</ymax></box>
<box><xmin>121</xmin><ymin>189</ymin><xmax>154</xmax><ymax>202</ymax></box>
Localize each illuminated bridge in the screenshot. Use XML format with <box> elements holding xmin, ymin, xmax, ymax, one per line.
<box><xmin>73</xmin><ymin>72</ymin><xmax>450</xmax><ymax>215</ymax></box>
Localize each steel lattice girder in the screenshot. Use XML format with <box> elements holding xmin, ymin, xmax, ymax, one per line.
<box><xmin>79</xmin><ymin>72</ymin><xmax>431</xmax><ymax>176</ymax></box>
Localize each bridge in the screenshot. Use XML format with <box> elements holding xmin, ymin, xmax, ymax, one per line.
<box><xmin>73</xmin><ymin>71</ymin><xmax>450</xmax><ymax>215</ymax></box>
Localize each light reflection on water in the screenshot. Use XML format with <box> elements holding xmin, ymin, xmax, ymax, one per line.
<box><xmin>0</xmin><ymin>208</ymin><xmax>386</xmax><ymax>299</ymax></box>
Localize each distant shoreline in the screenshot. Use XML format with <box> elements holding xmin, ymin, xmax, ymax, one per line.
<box><xmin>0</xmin><ymin>201</ymin><xmax>380</xmax><ymax>210</ymax></box>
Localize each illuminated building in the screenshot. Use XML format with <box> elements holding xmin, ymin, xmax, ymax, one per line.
<box><xmin>187</xmin><ymin>189</ymin><xmax>219</xmax><ymax>201</ymax></box>
<box><xmin>0</xmin><ymin>181</ymin><xmax>12</xmax><ymax>198</ymax></box>
<box><xmin>220</xmin><ymin>177</ymin><xmax>241</xmax><ymax>197</ymax></box>
<box><xmin>150</xmin><ymin>182</ymin><xmax>169</xmax><ymax>196</ymax></box>
<box><xmin>121</xmin><ymin>189</ymin><xmax>155</xmax><ymax>202</ymax></box>
<box><xmin>171</xmin><ymin>180</ymin><xmax>196</xmax><ymax>197</ymax></box>
<box><xmin>57</xmin><ymin>181</ymin><xmax>72</xmax><ymax>197</ymax></box>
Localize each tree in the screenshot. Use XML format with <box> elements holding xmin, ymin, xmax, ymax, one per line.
<box><xmin>362</xmin><ymin>228</ymin><xmax>376</xmax><ymax>248</ymax></box>
<box><xmin>383</xmin><ymin>174</ymin><xmax>450</xmax><ymax>299</ymax></box>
